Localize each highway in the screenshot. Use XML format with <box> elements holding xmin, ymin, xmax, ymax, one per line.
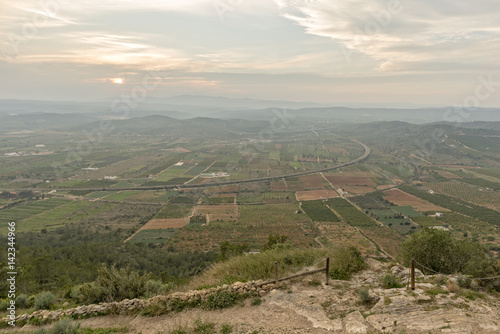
<box><xmin>0</xmin><ymin>139</ymin><xmax>370</xmax><ymax>193</ymax></box>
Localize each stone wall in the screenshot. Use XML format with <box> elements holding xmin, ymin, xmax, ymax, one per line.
<box><xmin>1</xmin><ymin>280</ymin><xmax>277</xmax><ymax>327</ymax></box>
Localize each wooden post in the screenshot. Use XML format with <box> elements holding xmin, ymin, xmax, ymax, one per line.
<box><xmin>325</xmin><ymin>257</ymin><xmax>330</xmax><ymax>285</ymax></box>
<box><xmin>410</xmin><ymin>259</ymin><xmax>415</xmax><ymax>291</ymax></box>
<box><xmin>275</xmin><ymin>261</ymin><xmax>279</xmax><ymax>288</ymax></box>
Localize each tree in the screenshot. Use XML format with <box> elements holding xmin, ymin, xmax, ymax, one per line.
<box><xmin>402</xmin><ymin>228</ymin><xmax>487</xmax><ymax>274</ymax></box>
<box><xmin>261</xmin><ymin>234</ymin><xmax>289</xmax><ymax>252</ymax></box>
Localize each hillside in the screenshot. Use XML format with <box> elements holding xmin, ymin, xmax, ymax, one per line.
<box><xmin>3</xmin><ymin>257</ymin><xmax>499</xmax><ymax>334</ymax></box>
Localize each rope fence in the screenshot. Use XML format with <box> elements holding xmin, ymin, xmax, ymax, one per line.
<box><xmin>408</xmin><ymin>259</ymin><xmax>500</xmax><ymax>290</ymax></box>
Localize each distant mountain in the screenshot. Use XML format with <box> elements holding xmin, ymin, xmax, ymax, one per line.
<box><xmin>0</xmin><ymin>113</ymin><xmax>98</xmax><ymax>131</ymax></box>
<box><xmin>212</xmin><ymin>107</ymin><xmax>500</xmax><ymax>124</ymax></box>
<box><xmin>73</xmin><ymin>115</ymin><xmax>271</xmax><ymax>138</ymax></box>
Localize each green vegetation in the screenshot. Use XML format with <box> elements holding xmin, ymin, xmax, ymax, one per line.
<box><xmin>301</xmin><ymin>200</ymin><xmax>340</xmax><ymax>222</ymax></box>
<box><xmin>327</xmin><ymin>198</ymin><xmax>377</xmax><ymax>227</ymax></box>
<box><xmin>402</xmin><ymin>228</ymin><xmax>493</xmax><ymax>276</ymax></box>
<box><xmin>400</xmin><ymin>185</ymin><xmax>500</xmax><ymax>226</ymax></box>
<box><xmin>33</xmin><ymin>291</ymin><xmax>56</xmax><ymax>310</ymax></box>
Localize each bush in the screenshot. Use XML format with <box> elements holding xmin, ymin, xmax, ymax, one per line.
<box><xmin>193</xmin><ymin>319</ymin><xmax>216</xmax><ymax>334</ymax></box>
<box><xmin>358</xmin><ymin>288</ymin><xmax>371</xmax><ymax>304</ymax></box>
<box><xmin>329</xmin><ymin>246</ymin><xmax>366</xmax><ymax>280</ymax></box>
<box><xmin>51</xmin><ymin>318</ymin><xmax>80</xmax><ymax>334</ymax></box>
<box><xmin>0</xmin><ymin>300</ymin><xmax>8</xmax><ymax>311</ymax></box>
<box><xmin>402</xmin><ymin>228</ymin><xmax>488</xmax><ymax>274</ymax></box>
<box><xmin>381</xmin><ymin>273</ymin><xmax>400</xmax><ymax>289</ymax></box>
<box><xmin>15</xmin><ymin>294</ymin><xmax>30</xmax><ymax>308</ymax></box>
<box><xmin>220</xmin><ymin>324</ymin><xmax>233</xmax><ymax>334</ymax></box>
<box><xmin>251</xmin><ymin>297</ymin><xmax>262</xmax><ymax>306</ymax></box>
<box><xmin>204</xmin><ymin>291</ymin><xmax>239</xmax><ymax>310</ymax></box>
<box><xmin>457</xmin><ymin>275</ymin><xmax>472</xmax><ymax>289</ymax></box>
<box><xmin>34</xmin><ymin>291</ymin><xmax>56</xmax><ymax>310</ymax></box>
<box><xmin>144</xmin><ymin>279</ymin><xmax>174</xmax><ymax>298</ymax></box>
<box><xmin>79</xmin><ymin>264</ymin><xmax>151</xmax><ymax>303</ymax></box>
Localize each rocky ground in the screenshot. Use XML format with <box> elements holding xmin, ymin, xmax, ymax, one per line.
<box><xmin>4</xmin><ymin>259</ymin><xmax>500</xmax><ymax>334</ymax></box>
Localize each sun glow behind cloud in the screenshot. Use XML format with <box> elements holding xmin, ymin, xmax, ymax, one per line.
<box><xmin>0</xmin><ymin>0</ymin><xmax>499</xmax><ymax>105</ymax></box>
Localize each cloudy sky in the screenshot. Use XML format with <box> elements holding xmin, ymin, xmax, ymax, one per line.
<box><xmin>1</xmin><ymin>0</ymin><xmax>499</xmax><ymax>106</ymax></box>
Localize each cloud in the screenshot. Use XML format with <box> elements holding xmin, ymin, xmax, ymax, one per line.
<box><xmin>276</xmin><ymin>0</ymin><xmax>500</xmax><ymax>72</ymax></box>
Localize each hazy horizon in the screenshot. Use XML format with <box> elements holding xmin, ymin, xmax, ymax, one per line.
<box><xmin>1</xmin><ymin>0</ymin><xmax>500</xmax><ymax>107</ymax></box>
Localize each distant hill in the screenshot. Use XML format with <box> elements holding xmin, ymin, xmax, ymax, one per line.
<box><xmin>0</xmin><ymin>113</ymin><xmax>98</xmax><ymax>131</ymax></box>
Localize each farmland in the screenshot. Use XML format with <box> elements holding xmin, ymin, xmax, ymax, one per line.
<box><xmin>301</xmin><ymin>200</ymin><xmax>340</xmax><ymax>222</ymax></box>
<box><xmin>423</xmin><ymin>181</ymin><xmax>500</xmax><ymax>210</ymax></box>
<box><xmin>1</xmin><ymin>116</ymin><xmax>500</xmax><ymax>276</ymax></box>
<box><xmin>327</xmin><ymin>198</ymin><xmax>378</xmax><ymax>227</ymax></box>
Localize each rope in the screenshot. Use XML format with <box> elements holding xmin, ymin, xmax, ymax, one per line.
<box><xmin>414</xmin><ymin>260</ymin><xmax>440</xmax><ymax>275</ymax></box>
<box><xmin>413</xmin><ymin>260</ymin><xmax>500</xmax><ymax>280</ymax></box>
<box><xmin>278</xmin><ymin>258</ymin><xmax>326</xmax><ymax>271</ymax></box>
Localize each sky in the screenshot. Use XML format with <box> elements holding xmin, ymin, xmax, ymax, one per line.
<box><xmin>0</xmin><ymin>0</ymin><xmax>500</xmax><ymax>107</ymax></box>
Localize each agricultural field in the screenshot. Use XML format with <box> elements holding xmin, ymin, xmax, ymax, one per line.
<box><xmin>296</xmin><ymin>189</ymin><xmax>336</xmax><ymax>201</ymax></box>
<box><xmin>2</xmin><ymin>119</ymin><xmax>500</xmax><ymax>266</ymax></box>
<box><xmin>317</xmin><ymin>221</ymin><xmax>378</xmax><ymax>255</ymax></box>
<box><xmin>0</xmin><ymin>198</ymin><xmax>70</xmax><ymax>229</ymax></box>
<box><xmin>193</xmin><ymin>204</ymin><xmax>238</xmax><ymax>222</ymax></box>
<box><xmin>142</xmin><ymin>218</ymin><xmax>189</xmax><ymax>229</ymax></box>
<box><xmin>326</xmin><ymin>198</ymin><xmax>378</xmax><ymax>227</ymax></box>
<box><xmin>166</xmin><ymin>219</ymin><xmax>319</xmax><ymax>252</ymax></box>
<box><xmin>301</xmin><ymin>200</ymin><xmax>340</xmax><ymax>222</ymax></box>
<box><xmin>400</xmin><ymin>185</ymin><xmax>500</xmax><ymax>226</ymax></box>
<box><xmin>383</xmin><ymin>188</ymin><xmax>447</xmax><ymax>212</ymax></box>
<box><xmin>423</xmin><ymin>181</ymin><xmax>500</xmax><ymax>210</ymax></box>
<box><xmin>239</xmin><ymin>203</ymin><xmax>310</xmax><ymax>224</ymax></box>
<box><xmin>127</xmin><ymin>229</ymin><xmax>176</xmax><ymax>244</ymax></box>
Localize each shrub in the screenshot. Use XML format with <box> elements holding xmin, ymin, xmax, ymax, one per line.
<box><xmin>220</xmin><ymin>324</ymin><xmax>233</xmax><ymax>334</ymax></box>
<box><xmin>329</xmin><ymin>246</ymin><xmax>366</xmax><ymax>280</ymax></box>
<box><xmin>358</xmin><ymin>288</ymin><xmax>371</xmax><ymax>304</ymax></box>
<box><xmin>204</xmin><ymin>291</ymin><xmax>239</xmax><ymax>310</ymax></box>
<box><xmin>34</xmin><ymin>291</ymin><xmax>56</xmax><ymax>310</ymax></box>
<box><xmin>15</xmin><ymin>294</ymin><xmax>30</xmax><ymax>308</ymax></box>
<box><xmin>251</xmin><ymin>297</ymin><xmax>262</xmax><ymax>306</ymax></box>
<box><xmin>193</xmin><ymin>319</ymin><xmax>216</xmax><ymax>334</ymax></box>
<box><xmin>457</xmin><ymin>275</ymin><xmax>472</xmax><ymax>289</ymax></box>
<box><xmin>144</xmin><ymin>279</ymin><xmax>174</xmax><ymax>298</ymax></box>
<box><xmin>79</xmin><ymin>264</ymin><xmax>151</xmax><ymax>303</ymax></box>
<box><xmin>402</xmin><ymin>228</ymin><xmax>488</xmax><ymax>274</ymax></box>
<box><xmin>51</xmin><ymin>318</ymin><xmax>80</xmax><ymax>334</ymax></box>
<box><xmin>447</xmin><ymin>281</ymin><xmax>460</xmax><ymax>293</ymax></box>
<box><xmin>434</xmin><ymin>274</ymin><xmax>446</xmax><ymax>286</ymax></box>
<box><xmin>0</xmin><ymin>300</ymin><xmax>8</xmax><ymax>311</ymax></box>
<box><xmin>381</xmin><ymin>273</ymin><xmax>400</xmax><ymax>289</ymax></box>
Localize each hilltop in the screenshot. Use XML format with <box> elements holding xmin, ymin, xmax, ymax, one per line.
<box><xmin>3</xmin><ymin>255</ymin><xmax>499</xmax><ymax>334</ymax></box>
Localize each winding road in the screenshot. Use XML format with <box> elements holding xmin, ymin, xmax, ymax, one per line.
<box><xmin>0</xmin><ymin>139</ymin><xmax>370</xmax><ymax>193</ymax></box>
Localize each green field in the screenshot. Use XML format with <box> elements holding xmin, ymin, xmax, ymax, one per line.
<box><xmin>154</xmin><ymin>204</ymin><xmax>193</xmax><ymax>219</ymax></box>
<box><xmin>327</xmin><ymin>198</ymin><xmax>378</xmax><ymax>227</ymax></box>
<box><xmin>301</xmin><ymin>200</ymin><xmax>340</xmax><ymax>222</ymax></box>
<box><xmin>0</xmin><ymin>198</ymin><xmax>70</xmax><ymax>224</ymax></box>
<box><xmin>128</xmin><ymin>229</ymin><xmax>176</xmax><ymax>244</ymax></box>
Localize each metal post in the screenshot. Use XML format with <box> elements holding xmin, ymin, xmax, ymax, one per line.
<box><xmin>410</xmin><ymin>259</ymin><xmax>415</xmax><ymax>291</ymax></box>
<box><xmin>325</xmin><ymin>257</ymin><xmax>330</xmax><ymax>285</ymax></box>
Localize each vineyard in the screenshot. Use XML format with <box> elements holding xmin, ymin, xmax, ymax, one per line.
<box><xmin>301</xmin><ymin>200</ymin><xmax>340</xmax><ymax>222</ymax></box>
<box><xmin>400</xmin><ymin>185</ymin><xmax>500</xmax><ymax>226</ymax></box>
<box><xmin>326</xmin><ymin>198</ymin><xmax>378</xmax><ymax>227</ymax></box>
<box><xmin>0</xmin><ymin>198</ymin><xmax>70</xmax><ymax>225</ymax></box>
<box><xmin>238</xmin><ymin>203</ymin><xmax>310</xmax><ymax>224</ymax></box>
<box><xmin>424</xmin><ymin>181</ymin><xmax>500</xmax><ymax>210</ymax></box>
<box><xmin>166</xmin><ymin>219</ymin><xmax>319</xmax><ymax>252</ymax></box>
